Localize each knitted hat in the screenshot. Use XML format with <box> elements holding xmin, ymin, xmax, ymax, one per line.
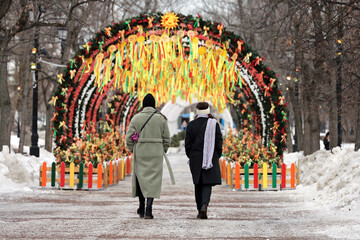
<box><xmin>196</xmin><ymin>102</ymin><xmax>210</xmax><ymax>114</ymax></box>
<box><xmin>143</xmin><ymin>93</ymin><xmax>156</xmax><ymax>108</ymax></box>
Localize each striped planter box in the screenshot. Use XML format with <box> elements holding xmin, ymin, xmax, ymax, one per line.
<box><xmin>39</xmin><ymin>156</ymin><xmax>132</xmax><ymax>190</ymax></box>
<box><xmin>220</xmin><ymin>157</ymin><xmax>299</xmax><ymax>190</ymax></box>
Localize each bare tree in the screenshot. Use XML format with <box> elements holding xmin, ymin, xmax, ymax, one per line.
<box><xmin>0</xmin><ymin>0</ymin><xmax>30</xmax><ymax>152</ymax></box>
<box><xmin>3</xmin><ymin>0</ymin><xmax>359</xmax><ymax>155</ymax></box>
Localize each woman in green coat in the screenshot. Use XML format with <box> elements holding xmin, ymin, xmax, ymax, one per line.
<box><xmin>125</xmin><ymin>93</ymin><xmax>170</xmax><ymax>219</ymax></box>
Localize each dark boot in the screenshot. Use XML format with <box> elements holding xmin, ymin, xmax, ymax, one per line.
<box><xmin>144</xmin><ymin>198</ymin><xmax>154</xmax><ymax>219</ymax></box>
<box><xmin>200</xmin><ymin>204</ymin><xmax>208</xmax><ymax>219</ymax></box>
<box><xmin>137</xmin><ymin>195</ymin><xmax>145</xmax><ymax>218</ymax></box>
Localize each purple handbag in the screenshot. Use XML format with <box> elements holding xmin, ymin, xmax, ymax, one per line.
<box><xmin>131</xmin><ymin>110</ymin><xmax>157</xmax><ymax>143</ymax></box>
<box><xmin>131</xmin><ymin>131</ymin><xmax>139</xmax><ymax>142</ymax></box>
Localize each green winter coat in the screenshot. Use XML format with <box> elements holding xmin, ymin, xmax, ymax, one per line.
<box><xmin>125</xmin><ymin>107</ymin><xmax>170</xmax><ymax>199</ymax></box>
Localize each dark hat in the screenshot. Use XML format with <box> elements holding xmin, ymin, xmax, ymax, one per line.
<box><xmin>196</xmin><ymin>102</ymin><xmax>209</xmax><ymax>110</ymax></box>
<box><xmin>143</xmin><ymin>93</ymin><xmax>156</xmax><ymax>108</ymax></box>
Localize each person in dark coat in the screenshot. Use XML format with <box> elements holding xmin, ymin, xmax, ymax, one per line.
<box><xmin>185</xmin><ymin>102</ymin><xmax>223</xmax><ymax>219</ymax></box>
<box><xmin>323</xmin><ymin>132</ymin><xmax>330</xmax><ymax>150</ymax></box>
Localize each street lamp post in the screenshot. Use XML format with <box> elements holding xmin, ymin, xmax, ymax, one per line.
<box><xmin>336</xmin><ymin>39</ymin><xmax>343</xmax><ymax>147</ymax></box>
<box><xmin>30</xmin><ymin>27</ymin><xmax>40</xmax><ymax>157</ymax></box>
<box><xmin>58</xmin><ymin>27</ymin><xmax>67</xmax><ymax>58</ymax></box>
<box><xmin>29</xmin><ymin>5</ymin><xmax>45</xmax><ymax>157</ymax></box>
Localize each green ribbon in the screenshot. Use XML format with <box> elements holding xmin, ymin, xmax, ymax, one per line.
<box><xmin>238</xmin><ymin>71</ymin><xmax>242</xmax><ymax>89</ymax></box>
<box><xmin>125</xmin><ymin>20</ymin><xmax>131</xmax><ymax>30</ymax></box>
<box><xmin>70</xmin><ymin>59</ymin><xmax>76</xmax><ymax>69</ymax></box>
<box><xmin>98</xmin><ymin>38</ymin><xmax>105</xmax><ymax>51</ymax></box>
<box><xmin>193</xmin><ymin>18</ymin><xmax>200</xmax><ymax>28</ymax></box>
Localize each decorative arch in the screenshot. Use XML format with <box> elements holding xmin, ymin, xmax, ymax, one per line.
<box><xmin>52</xmin><ymin>12</ymin><xmax>288</xmax><ymax>156</ymax></box>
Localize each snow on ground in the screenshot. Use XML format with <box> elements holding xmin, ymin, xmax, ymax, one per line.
<box><xmin>284</xmin><ymin>147</ymin><xmax>360</xmax><ymax>215</ymax></box>
<box><xmin>0</xmin><ymin>145</ymin><xmax>55</xmax><ymax>193</ymax></box>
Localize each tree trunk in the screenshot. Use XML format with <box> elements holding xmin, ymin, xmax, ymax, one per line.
<box><xmin>293</xmin><ymin>91</ymin><xmax>303</xmax><ymax>152</ymax></box>
<box><xmin>45</xmin><ymin>103</ymin><xmax>53</xmax><ymax>152</ymax></box>
<box><xmin>303</xmin><ymin>87</ymin><xmax>312</xmax><ymax>155</ymax></box>
<box><xmin>322</xmin><ymin>2</ymin><xmax>338</xmax><ymax>151</ymax></box>
<box><xmin>305</xmin><ymin>0</ymin><xmax>323</xmax><ymax>155</ymax></box>
<box><xmin>18</xmin><ymin>34</ymin><xmax>33</xmax><ymax>153</ymax></box>
<box><xmin>285</xmin><ymin>109</ymin><xmax>293</xmax><ymax>153</ymax></box>
<box><xmin>62</xmin><ymin>0</ymin><xmax>80</xmax><ymax>62</ymax></box>
<box><xmin>291</xmin><ymin>3</ymin><xmax>304</xmax><ymax>152</ymax></box>
<box><xmin>303</xmin><ymin>94</ymin><xmax>320</xmax><ymax>155</ymax></box>
<box><xmin>289</xmin><ymin>83</ymin><xmax>302</xmax><ymax>152</ymax></box>
<box><xmin>302</xmin><ymin>63</ymin><xmax>319</xmax><ymax>156</ymax></box>
<box><xmin>329</xmin><ymin>70</ymin><xmax>338</xmax><ymax>150</ymax></box>
<box><xmin>0</xmin><ymin>39</ymin><xmax>13</xmax><ymax>152</ymax></box>
<box><xmin>329</xmin><ymin>92</ymin><xmax>338</xmax><ymax>149</ymax></box>
<box><xmin>309</xmin><ymin>98</ymin><xmax>320</xmax><ymax>153</ymax></box>
<box><xmin>355</xmin><ymin>79</ymin><xmax>360</xmax><ymax>151</ymax></box>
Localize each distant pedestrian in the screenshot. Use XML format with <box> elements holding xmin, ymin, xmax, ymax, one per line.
<box><xmin>323</xmin><ymin>132</ymin><xmax>330</xmax><ymax>150</ymax></box>
<box><xmin>185</xmin><ymin>102</ymin><xmax>223</xmax><ymax>219</ymax></box>
<box><xmin>181</xmin><ymin>119</ymin><xmax>188</xmax><ymax>131</ymax></box>
<box><xmin>126</xmin><ymin>93</ymin><xmax>171</xmax><ymax>219</ymax></box>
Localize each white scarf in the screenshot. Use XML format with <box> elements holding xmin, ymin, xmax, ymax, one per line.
<box><xmin>197</xmin><ymin>114</ymin><xmax>217</xmax><ymax>170</ymax></box>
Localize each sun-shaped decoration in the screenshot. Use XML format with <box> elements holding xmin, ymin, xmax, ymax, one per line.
<box><xmin>161</xmin><ymin>12</ymin><xmax>179</xmax><ymax>30</ymax></box>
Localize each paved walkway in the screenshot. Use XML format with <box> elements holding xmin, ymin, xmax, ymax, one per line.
<box><xmin>0</xmin><ymin>153</ymin><xmax>359</xmax><ymax>239</ymax></box>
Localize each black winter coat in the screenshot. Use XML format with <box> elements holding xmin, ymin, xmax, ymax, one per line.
<box><xmin>185</xmin><ymin>117</ymin><xmax>223</xmax><ymax>185</ymax></box>
<box><xmin>323</xmin><ymin>138</ymin><xmax>330</xmax><ymax>150</ymax></box>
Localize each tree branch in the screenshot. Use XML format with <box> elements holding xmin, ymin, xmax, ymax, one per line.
<box><xmin>0</xmin><ymin>0</ymin><xmax>12</xmax><ymax>21</ymax></box>
<box><xmin>324</xmin><ymin>0</ymin><xmax>360</xmax><ymax>11</ymax></box>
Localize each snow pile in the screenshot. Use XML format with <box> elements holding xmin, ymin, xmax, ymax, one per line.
<box><xmin>287</xmin><ymin>147</ymin><xmax>360</xmax><ymax>212</ymax></box>
<box><xmin>0</xmin><ymin>146</ymin><xmax>55</xmax><ymax>193</ymax></box>
<box><xmin>283</xmin><ymin>151</ymin><xmax>304</xmax><ymax>167</ymax></box>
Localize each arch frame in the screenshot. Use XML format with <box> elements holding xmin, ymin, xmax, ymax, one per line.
<box><xmin>52</xmin><ymin>12</ymin><xmax>288</xmax><ymax>156</ymax></box>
